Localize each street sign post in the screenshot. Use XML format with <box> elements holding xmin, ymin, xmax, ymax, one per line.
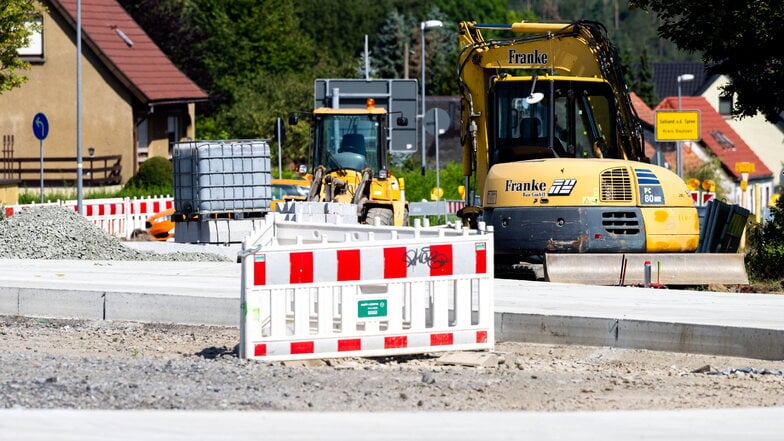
<box><xmin>32</xmin><ymin>112</ymin><xmax>49</xmax><ymax>203</ymax></box>
<box><xmin>425</xmin><ymin>108</ymin><xmax>451</xmax><ymax>219</ymax></box>
<box><xmin>734</xmin><ymin>162</ymin><xmax>755</xmax><ymax>208</ymax></box>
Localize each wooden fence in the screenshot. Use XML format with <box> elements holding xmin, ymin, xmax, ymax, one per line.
<box><xmin>0</xmin><ymin>155</ymin><xmax>122</xmax><ymax>187</ymax></box>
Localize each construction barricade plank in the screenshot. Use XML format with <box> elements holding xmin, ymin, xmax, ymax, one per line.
<box><xmin>239</xmin><ymin>214</ymin><xmax>495</xmax><ymax>361</ymax></box>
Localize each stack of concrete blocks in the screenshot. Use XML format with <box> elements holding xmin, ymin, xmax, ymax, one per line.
<box><xmin>275</xmin><ymin>201</ymin><xmax>359</xmax><ymax>224</ymax></box>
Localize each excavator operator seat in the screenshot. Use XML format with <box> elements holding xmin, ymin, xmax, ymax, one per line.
<box><xmin>520</xmin><ymin>117</ymin><xmax>541</xmax><ymax>140</ymax></box>
<box><xmin>339</xmin><ymin>133</ymin><xmax>366</xmax><ymax>156</ymax></box>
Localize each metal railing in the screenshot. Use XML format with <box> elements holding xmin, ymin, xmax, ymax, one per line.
<box><xmin>1</xmin><ymin>155</ymin><xmax>122</xmax><ymax>187</ymax></box>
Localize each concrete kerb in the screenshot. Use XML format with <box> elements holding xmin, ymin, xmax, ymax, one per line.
<box><xmin>0</xmin><ymin>286</ymin><xmax>239</xmax><ymax>327</ymax></box>
<box><xmin>4</xmin><ymin>260</ymin><xmax>784</xmax><ymax>360</ymax></box>
<box><xmin>495</xmin><ymin>313</ymin><xmax>784</xmax><ymax>360</ymax></box>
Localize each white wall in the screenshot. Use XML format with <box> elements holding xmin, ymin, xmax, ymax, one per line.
<box><xmin>703</xmin><ymin>76</ymin><xmax>784</xmax><ymax>191</ymax></box>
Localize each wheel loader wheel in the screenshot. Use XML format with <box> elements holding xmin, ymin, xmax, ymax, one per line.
<box><xmin>364</xmin><ymin>207</ymin><xmax>394</xmax><ymax>226</ymax></box>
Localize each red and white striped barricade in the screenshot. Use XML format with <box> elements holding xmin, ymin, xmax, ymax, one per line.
<box><xmin>126</xmin><ymin>196</ymin><xmax>173</xmax><ymax>238</ymax></box>
<box><xmin>3</xmin><ymin>201</ymin><xmax>60</xmax><ymax>217</ymax></box>
<box><xmin>62</xmin><ymin>197</ymin><xmax>128</xmax><ymax>238</ymax></box>
<box><xmin>4</xmin><ymin>195</ymin><xmax>173</xmax><ymax>239</ymax></box>
<box><xmin>239</xmin><ymin>216</ymin><xmax>494</xmax><ymax>361</ymax></box>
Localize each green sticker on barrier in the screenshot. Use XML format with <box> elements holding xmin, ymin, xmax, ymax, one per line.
<box><xmin>358</xmin><ymin>299</ymin><xmax>387</xmax><ymax>318</ymax></box>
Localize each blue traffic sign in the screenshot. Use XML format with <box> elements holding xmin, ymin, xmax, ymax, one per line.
<box><xmin>32</xmin><ymin>112</ymin><xmax>49</xmax><ymax>140</ymax></box>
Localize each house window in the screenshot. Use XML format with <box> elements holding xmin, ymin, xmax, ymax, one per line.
<box><xmin>137</xmin><ymin>119</ymin><xmax>150</xmax><ymax>163</ymax></box>
<box><xmin>719</xmin><ymin>93</ymin><xmax>733</xmax><ymax>116</ymax></box>
<box><xmin>167</xmin><ymin>115</ymin><xmax>179</xmax><ymax>159</ymax></box>
<box><xmin>18</xmin><ymin>16</ymin><xmax>43</xmax><ymax>60</ymax></box>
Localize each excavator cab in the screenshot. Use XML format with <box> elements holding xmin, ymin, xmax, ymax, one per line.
<box><xmin>490</xmin><ymin>77</ymin><xmax>620</xmax><ymax>165</ymax></box>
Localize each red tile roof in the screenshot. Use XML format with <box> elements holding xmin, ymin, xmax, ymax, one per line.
<box><xmin>629</xmin><ymin>93</ymin><xmax>660</xmax><ymax>159</ymax></box>
<box><xmin>656</xmin><ymin>141</ymin><xmax>706</xmax><ymax>174</ymax></box>
<box><xmin>655</xmin><ymin>97</ymin><xmax>772</xmax><ymax>181</ymax></box>
<box><xmin>629</xmin><ymin>92</ymin><xmax>655</xmax><ymax>125</ymax></box>
<box><xmin>51</xmin><ymin>0</ymin><xmax>208</xmax><ymax>104</ymax></box>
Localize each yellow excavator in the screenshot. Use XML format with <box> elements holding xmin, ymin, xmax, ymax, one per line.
<box><xmin>455</xmin><ymin>20</ymin><xmax>748</xmax><ymax>285</ymax></box>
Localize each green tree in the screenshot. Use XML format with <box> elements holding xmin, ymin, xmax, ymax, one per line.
<box><xmin>371</xmin><ymin>10</ymin><xmax>413</xmax><ymax>80</ymax></box>
<box><xmin>0</xmin><ymin>0</ymin><xmax>40</xmax><ymax>92</ymax></box>
<box><xmin>746</xmin><ymin>193</ymin><xmax>784</xmax><ymax>282</ymax></box>
<box><xmin>629</xmin><ymin>48</ymin><xmax>658</xmax><ymax>107</ymax></box>
<box><xmin>433</xmin><ymin>0</ymin><xmax>508</xmax><ymax>24</ymax></box>
<box><xmin>629</xmin><ymin>0</ymin><xmax>784</xmax><ymax>123</ymax></box>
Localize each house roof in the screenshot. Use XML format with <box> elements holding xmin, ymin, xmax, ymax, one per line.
<box><xmin>629</xmin><ymin>92</ymin><xmax>657</xmax><ymax>158</ymax></box>
<box><xmin>652</xmin><ymin>62</ymin><xmax>707</xmax><ymax>102</ymax></box>
<box><xmin>655</xmin><ymin>96</ymin><xmax>772</xmax><ymax>181</ymax></box>
<box><xmin>629</xmin><ymin>92</ymin><xmax>655</xmax><ymax>126</ymax></box>
<box><xmin>50</xmin><ymin>0</ymin><xmax>208</xmax><ymax>105</ymax></box>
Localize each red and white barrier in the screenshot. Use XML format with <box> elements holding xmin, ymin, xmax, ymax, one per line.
<box><xmin>4</xmin><ymin>196</ymin><xmax>173</xmax><ymax>239</ymax></box>
<box><xmin>4</xmin><ymin>201</ymin><xmax>60</xmax><ymax>217</ymax></box>
<box><xmin>239</xmin><ymin>215</ymin><xmax>494</xmax><ymax>361</ymax></box>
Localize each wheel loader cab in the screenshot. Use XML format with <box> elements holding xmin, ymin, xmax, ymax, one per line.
<box><xmin>490</xmin><ymin>78</ymin><xmax>619</xmax><ymax>165</ymax></box>
<box><xmin>312</xmin><ymin>111</ymin><xmax>384</xmax><ymax>174</ymax></box>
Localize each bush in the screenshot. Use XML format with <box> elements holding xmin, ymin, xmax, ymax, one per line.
<box><xmin>393</xmin><ymin>161</ymin><xmax>465</xmax><ymax>203</ymax></box>
<box><xmin>745</xmin><ymin>193</ymin><xmax>784</xmax><ymax>281</ymax></box>
<box><xmin>119</xmin><ymin>156</ymin><xmax>173</xmax><ymax>197</ymax></box>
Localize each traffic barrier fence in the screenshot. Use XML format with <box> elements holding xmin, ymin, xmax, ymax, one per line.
<box><xmin>239</xmin><ymin>214</ymin><xmax>495</xmax><ymax>361</ymax></box>
<box><xmin>3</xmin><ymin>195</ymin><xmax>173</xmax><ymax>239</ymax></box>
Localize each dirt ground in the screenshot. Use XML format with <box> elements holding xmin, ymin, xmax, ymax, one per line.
<box><xmin>2</xmin><ymin>315</ymin><xmax>784</xmax><ymax>411</ymax></box>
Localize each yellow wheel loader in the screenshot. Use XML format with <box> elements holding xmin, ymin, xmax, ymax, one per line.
<box><xmin>455</xmin><ymin>20</ymin><xmax>748</xmax><ymax>286</ymax></box>
<box><xmin>288</xmin><ymin>80</ymin><xmax>415</xmax><ymax>226</ymax></box>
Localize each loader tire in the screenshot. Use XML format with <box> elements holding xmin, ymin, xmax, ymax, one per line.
<box><xmin>365</xmin><ymin>207</ymin><xmax>394</xmax><ymax>226</ymax></box>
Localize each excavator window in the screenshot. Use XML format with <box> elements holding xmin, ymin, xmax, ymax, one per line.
<box><xmin>489</xmin><ymin>79</ymin><xmax>618</xmax><ymax>165</ymax></box>
<box><xmin>519</xmin><ymin>117</ymin><xmax>541</xmax><ymax>141</ymax></box>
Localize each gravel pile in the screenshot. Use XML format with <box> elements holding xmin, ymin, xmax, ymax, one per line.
<box><xmin>0</xmin><ymin>206</ymin><xmax>230</xmax><ymax>262</ymax></box>
<box><xmin>3</xmin><ymin>314</ymin><xmax>784</xmax><ymax>412</ymax></box>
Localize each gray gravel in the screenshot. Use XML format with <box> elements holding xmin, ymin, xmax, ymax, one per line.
<box><xmin>0</xmin><ymin>206</ymin><xmax>230</xmax><ymax>262</ymax></box>
<box><xmin>3</xmin><ymin>314</ymin><xmax>784</xmax><ymax>411</ymax></box>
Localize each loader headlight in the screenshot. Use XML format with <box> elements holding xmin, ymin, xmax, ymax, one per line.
<box><xmin>378</xmin><ymin>169</ymin><xmax>388</xmax><ymax>179</ymax></box>
<box><xmin>486</xmin><ymin>190</ymin><xmax>497</xmax><ymax>204</ymax></box>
